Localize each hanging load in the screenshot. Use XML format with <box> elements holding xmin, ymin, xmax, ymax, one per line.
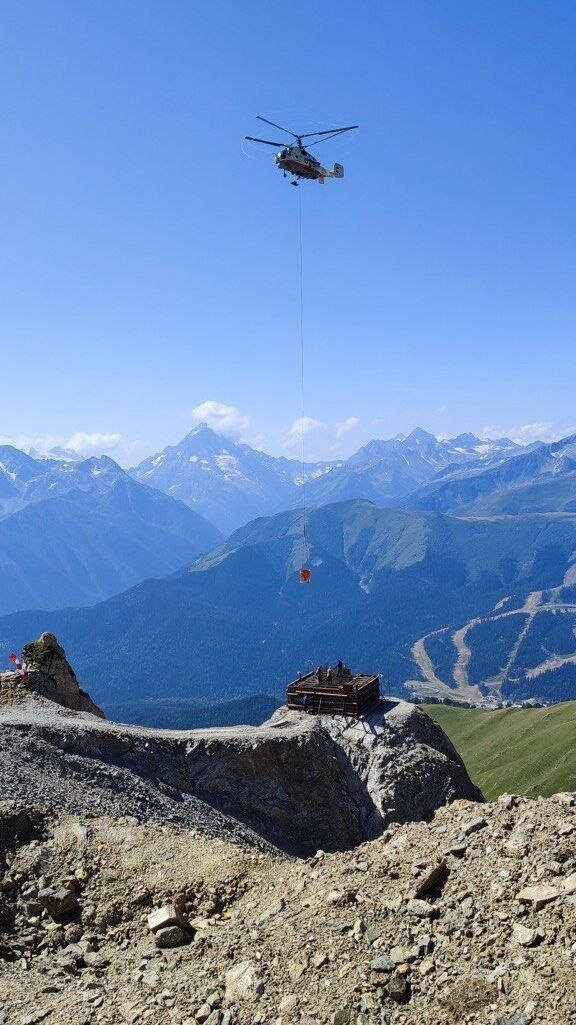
<box><xmin>245</xmin><ymin>116</ymin><xmax>358</xmax><ymax>186</ymax></box>
<box><xmin>299</xmin><ymin>568</ymin><xmax>312</xmax><ymax>584</ymax></box>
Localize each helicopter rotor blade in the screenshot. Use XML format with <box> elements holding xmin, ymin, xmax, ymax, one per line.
<box><xmin>300</xmin><ymin>125</ymin><xmax>359</xmax><ymax>141</ymax></box>
<box><xmin>245</xmin><ymin>136</ymin><xmax>284</xmax><ymax>147</ymax></box>
<box><xmin>306</xmin><ymin>127</ymin><xmax>359</xmax><ymax>148</ymax></box>
<box><xmin>256</xmin><ymin>115</ymin><xmax>300</xmax><ymax>140</ymax></box>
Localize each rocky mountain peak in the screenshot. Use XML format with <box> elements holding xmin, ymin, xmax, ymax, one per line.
<box><xmin>405</xmin><ymin>427</ymin><xmax>436</xmax><ymax>445</ymax></box>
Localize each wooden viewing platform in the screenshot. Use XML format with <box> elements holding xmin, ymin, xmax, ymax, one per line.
<box><xmin>286</xmin><ymin>667</ymin><xmax>381</xmax><ymax>717</ymax></box>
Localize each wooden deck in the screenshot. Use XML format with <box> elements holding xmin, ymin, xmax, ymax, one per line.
<box><xmin>287</xmin><ymin>670</ymin><xmax>381</xmax><ymax>717</ymax></box>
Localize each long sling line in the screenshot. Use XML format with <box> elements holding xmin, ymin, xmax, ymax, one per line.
<box><xmin>298</xmin><ymin>185</ymin><xmax>309</xmax><ymax>567</ymax></box>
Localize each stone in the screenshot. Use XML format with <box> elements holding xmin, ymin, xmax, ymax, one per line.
<box><xmin>258</xmin><ymin>898</ymin><xmax>285</xmax><ymax>923</ymax></box>
<box><xmin>154</xmin><ymin>925</ymin><xmax>190</xmax><ymax>948</ymax></box>
<box><xmin>462</xmin><ymin>817</ymin><xmax>487</xmax><ymax>836</ymax></box>
<box><xmin>412</xmin><ymin>860</ymin><xmax>447</xmax><ymax>897</ymax></box>
<box><xmin>83</xmin><ymin>950</ymin><xmax>110</xmax><ymax>968</ymax></box>
<box><xmin>561</xmin><ymin>872</ymin><xmax>576</xmax><ymax>894</ymax></box>
<box><xmin>516</xmin><ymin>884</ymin><xmax>562</xmax><ymax>909</ymax></box>
<box><xmin>552</xmin><ymin>792</ymin><xmax>575</xmax><ymax>806</ymax></box>
<box><xmin>279</xmin><ymin>995</ymin><xmax>299</xmax><ymax>1013</ymax></box>
<box><xmin>287</xmin><ymin>957</ymin><xmax>307</xmax><ymax>982</ymax></box>
<box><xmin>443</xmin><ymin>842</ymin><xmax>468</xmax><ymax>858</ymax></box>
<box><xmin>204</xmin><ymin>1013</ymin><xmax>222</xmax><ymax>1025</ymax></box>
<box><xmin>512</xmin><ymin>924</ymin><xmax>542</xmax><ymax>947</ymax></box>
<box><xmin>371</xmin><ymin>955</ymin><xmax>395</xmax><ymax>973</ymax></box>
<box><xmin>390</xmin><ymin>945</ymin><xmax>418</xmax><ymax>965</ymax></box>
<box><xmin>418</xmin><ymin>957</ymin><xmax>435</xmax><ymax>976</ymax></box>
<box><xmin>141</xmin><ymin>970</ymin><xmax>161</xmax><ymax>989</ymax></box>
<box><xmin>195</xmin><ymin>1003</ymin><xmax>213</xmax><ymax>1022</ymax></box>
<box><xmin>38</xmin><ymin>886</ymin><xmax>78</xmax><ymax>921</ymax></box>
<box><xmin>406</xmin><ymin>899</ymin><xmax>435</xmax><ymax>918</ymax></box>
<box><xmin>147</xmin><ymin>905</ymin><xmax>187</xmax><ymax>934</ymax></box>
<box><xmin>498</xmin><ymin>794</ymin><xmax>518</xmax><ymax>809</ymax></box>
<box><xmin>331</xmin><ymin>1010</ymin><xmax>351</xmax><ymax>1025</ymax></box>
<box><xmin>504</xmin><ymin>834</ymin><xmax>529</xmax><ymax>857</ymax></box>
<box><xmin>387</xmin><ymin>973</ymin><xmax>409</xmax><ymax>1002</ymax></box>
<box><xmin>225</xmin><ymin>961</ymin><xmax>264</xmax><ymax>1002</ymax></box>
<box><xmin>20</xmin><ymin>1012</ymin><xmax>52</xmax><ymax>1025</ymax></box>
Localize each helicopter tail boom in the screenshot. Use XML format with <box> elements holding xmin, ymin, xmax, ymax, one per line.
<box><xmin>323</xmin><ymin>162</ymin><xmax>344</xmax><ymax>179</ymax></box>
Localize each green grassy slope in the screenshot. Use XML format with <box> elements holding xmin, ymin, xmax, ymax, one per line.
<box><xmin>422</xmin><ymin>702</ymin><xmax>576</xmax><ymax>799</ymax></box>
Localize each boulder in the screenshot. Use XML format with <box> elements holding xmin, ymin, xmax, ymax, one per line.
<box><xmin>147</xmin><ymin>904</ymin><xmax>187</xmax><ymax>934</ymax></box>
<box><xmin>517</xmin><ymin>884</ymin><xmax>562</xmax><ymax>909</ymax></box>
<box><xmin>38</xmin><ymin>885</ymin><xmax>78</xmax><ymax>921</ymax></box>
<box><xmin>154</xmin><ymin>925</ymin><xmax>190</xmax><ymax>948</ymax></box>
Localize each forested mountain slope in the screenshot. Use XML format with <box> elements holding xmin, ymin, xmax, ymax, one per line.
<box><xmin>2</xmin><ymin>500</ymin><xmax>576</xmax><ymax>706</ymax></box>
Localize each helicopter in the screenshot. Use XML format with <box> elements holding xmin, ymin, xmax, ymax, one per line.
<box><xmin>245</xmin><ymin>116</ymin><xmax>358</xmax><ymax>185</ymax></box>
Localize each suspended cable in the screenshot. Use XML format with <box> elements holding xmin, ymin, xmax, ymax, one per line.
<box><xmin>297</xmin><ymin>186</ymin><xmax>310</xmax><ymax>582</ymax></box>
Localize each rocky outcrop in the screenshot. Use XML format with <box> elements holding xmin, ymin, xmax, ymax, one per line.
<box><xmin>0</xmin><ymin>632</ymin><xmax>104</xmax><ymax>718</ymax></box>
<box><xmin>0</xmin><ymin>685</ymin><xmax>481</xmax><ymax>855</ymax></box>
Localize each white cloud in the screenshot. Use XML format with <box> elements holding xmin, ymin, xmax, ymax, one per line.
<box><xmin>65</xmin><ymin>432</ymin><xmax>122</xmax><ymax>456</ymax></box>
<box><xmin>335</xmin><ymin>416</ymin><xmax>361</xmax><ymax>438</ymax></box>
<box><xmin>282</xmin><ymin>417</ymin><xmax>327</xmax><ymax>451</ymax></box>
<box><xmin>437</xmin><ymin>405</ymin><xmax>448</xmax><ymax>415</ymax></box>
<box><xmin>481</xmin><ymin>422</ymin><xmax>574</xmax><ymax>445</ymax></box>
<box><xmin>190</xmin><ymin>400</ymin><xmax>251</xmax><ymax>439</ymax></box>
<box><xmin>0</xmin><ymin>432</ymin><xmax>122</xmax><ymax>456</ymax></box>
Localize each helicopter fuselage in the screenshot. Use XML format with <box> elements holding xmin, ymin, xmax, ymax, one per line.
<box><xmin>275</xmin><ymin>145</ymin><xmax>326</xmax><ymax>181</ymax></box>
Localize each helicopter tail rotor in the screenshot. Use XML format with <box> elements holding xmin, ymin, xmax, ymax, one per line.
<box><xmin>324</xmin><ymin>163</ymin><xmax>344</xmax><ymax>179</ymax></box>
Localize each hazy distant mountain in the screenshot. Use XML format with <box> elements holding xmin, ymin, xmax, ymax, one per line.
<box><xmin>306</xmin><ymin>428</ymin><xmax>520</xmax><ymax>507</ymax></box>
<box><xmin>3</xmin><ymin>499</ymin><xmax>576</xmax><ymax>707</ymax></box>
<box><xmin>27</xmin><ymin>446</ymin><xmax>84</xmax><ymax>463</ymax></box>
<box><xmin>0</xmin><ymin>454</ymin><xmax>221</xmax><ymax>614</ymax></box>
<box><xmin>131</xmin><ymin>422</ymin><xmax>320</xmax><ymax>533</ymax></box>
<box><xmin>0</xmin><ymin>446</ymin><xmax>48</xmax><ymax>517</ymax></box>
<box><xmin>0</xmin><ymin>444</ymin><xmax>43</xmax><ymax>490</ymax></box>
<box><xmin>131</xmin><ymin>424</ymin><xmax>521</xmax><ymax>530</ymax></box>
<box><xmin>406</xmin><ymin>435</ymin><xmax>576</xmax><ymax>514</ymax></box>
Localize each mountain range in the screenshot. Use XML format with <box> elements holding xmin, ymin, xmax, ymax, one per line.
<box><xmin>4</xmin><ymin>424</ymin><xmax>576</xmax><ymax>710</ymax></box>
<box><xmin>2</xmin><ymin>498</ymin><xmax>576</xmax><ymax>708</ymax></box>
<box><xmin>0</xmin><ymin>447</ymin><xmax>221</xmax><ymax>613</ymax></box>
<box><xmin>130</xmin><ymin>422</ymin><xmax>523</xmax><ymax>531</ymax></box>
<box><xmin>406</xmin><ymin>433</ymin><xmax>576</xmax><ymax>515</ymax></box>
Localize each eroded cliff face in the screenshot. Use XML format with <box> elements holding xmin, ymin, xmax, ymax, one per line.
<box><xmin>0</xmin><ymin>679</ymin><xmax>482</xmax><ymax>856</ymax></box>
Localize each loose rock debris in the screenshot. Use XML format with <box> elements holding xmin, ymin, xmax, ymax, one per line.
<box><xmin>1</xmin><ymin>794</ymin><xmax>576</xmax><ymax>1024</ymax></box>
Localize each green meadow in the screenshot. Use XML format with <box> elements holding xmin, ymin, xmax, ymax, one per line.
<box><xmin>423</xmin><ymin>702</ymin><xmax>576</xmax><ymax>800</ymax></box>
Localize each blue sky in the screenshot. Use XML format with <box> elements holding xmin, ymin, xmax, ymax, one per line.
<box><xmin>1</xmin><ymin>0</ymin><xmax>575</xmax><ymax>463</ymax></box>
